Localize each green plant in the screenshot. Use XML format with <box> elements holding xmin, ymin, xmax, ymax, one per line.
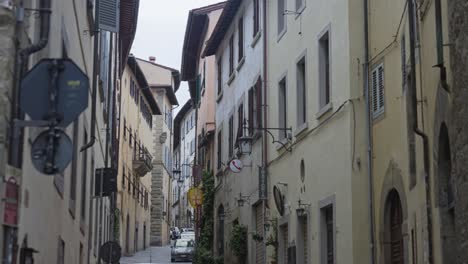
<box><xmin>229</xmin><ymin>224</ymin><xmax>248</xmax><ymax>262</ymax></box>
<box><xmin>193</xmin><ymin>171</ymin><xmax>219</xmax><ymax>264</ymax></box>
<box><xmin>266</xmin><ymin>218</ymin><xmax>278</xmax><ymax>262</ymax></box>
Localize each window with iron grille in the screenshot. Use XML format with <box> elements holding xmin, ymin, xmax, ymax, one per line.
<box><xmin>217</xmin><ymin>56</ymin><xmax>223</xmax><ymax>96</ymax></box>
<box><xmin>229</xmin><ymin>35</ymin><xmax>234</xmax><ymax>76</ymax></box>
<box><xmin>371</xmin><ymin>63</ymin><xmax>385</xmax><ymax>118</ymax></box>
<box><xmin>238</xmin><ymin>17</ymin><xmax>244</xmax><ymax>61</ymax></box>
<box><xmin>319</xmin><ymin>30</ymin><xmax>331</xmax><ymax>109</ymax></box>
<box><xmin>217</xmin><ymin>129</ymin><xmax>222</xmax><ymax>170</ymax></box>
<box><xmin>228</xmin><ymin>115</ymin><xmax>234</xmax><ymax>158</ymax></box>
<box><xmin>253</xmin><ymin>0</ymin><xmax>260</xmax><ymax>36</ymax></box>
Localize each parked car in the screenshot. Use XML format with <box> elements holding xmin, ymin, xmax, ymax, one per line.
<box><xmin>180</xmin><ymin>231</ymin><xmax>195</xmax><ymax>240</ymax></box>
<box><xmin>171</xmin><ymin>238</ymin><xmax>195</xmax><ymax>262</ymax></box>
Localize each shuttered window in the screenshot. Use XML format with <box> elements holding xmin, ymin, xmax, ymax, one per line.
<box><xmin>255</xmin><ymin>205</ymin><xmax>264</xmax><ymax>264</ymax></box>
<box><xmin>253</xmin><ymin>0</ymin><xmax>260</xmax><ymax>36</ymax></box>
<box><xmin>238</xmin><ymin>18</ymin><xmax>244</xmax><ymax>61</ymax></box>
<box><xmin>371</xmin><ymin>63</ymin><xmax>385</xmax><ymax>118</ymax></box>
<box><xmin>99</xmin><ymin>0</ymin><xmax>120</xmax><ymax>32</ymax></box>
<box><xmin>229</xmin><ymin>35</ymin><xmax>234</xmax><ymax>76</ymax></box>
<box><xmin>228</xmin><ymin>115</ymin><xmax>234</xmax><ymax>158</ymax></box>
<box><xmin>248</xmin><ymin>89</ymin><xmax>254</xmax><ymax>135</ymax></box>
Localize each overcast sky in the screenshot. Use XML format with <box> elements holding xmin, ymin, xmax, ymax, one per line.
<box><xmin>132</xmin><ymin>0</ymin><xmax>222</xmax><ymax>113</ymax></box>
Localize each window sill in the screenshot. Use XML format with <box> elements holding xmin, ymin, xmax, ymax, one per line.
<box><xmin>277</xmin><ymin>28</ymin><xmax>287</xmax><ymax>43</ymax></box>
<box><xmin>216</xmin><ymin>91</ymin><xmax>223</xmax><ymax>103</ymax></box>
<box><xmin>251</xmin><ymin>31</ymin><xmax>262</xmax><ymax>48</ymax></box>
<box><xmin>316</xmin><ymin>102</ymin><xmax>333</xmax><ymax>120</ymax></box>
<box><xmin>294</xmin><ymin>122</ymin><xmax>309</xmax><ymax>138</ymax></box>
<box><xmin>227</xmin><ymin>72</ymin><xmax>236</xmax><ymax>86</ymax></box>
<box><xmin>237</xmin><ymin>57</ymin><xmax>246</xmax><ymax>71</ymax></box>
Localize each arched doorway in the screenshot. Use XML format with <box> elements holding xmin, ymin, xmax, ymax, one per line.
<box><xmin>217</xmin><ymin>205</ymin><xmax>225</xmax><ymax>256</ymax></box>
<box><xmin>438</xmin><ymin>124</ymin><xmax>455</xmax><ymax>263</ymax></box>
<box><xmin>384</xmin><ymin>190</ymin><xmax>404</xmax><ymax>264</ymax></box>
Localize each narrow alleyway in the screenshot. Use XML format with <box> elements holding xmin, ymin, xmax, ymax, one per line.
<box><xmin>120</xmin><ymin>246</ymin><xmax>191</xmax><ymax>264</ymax></box>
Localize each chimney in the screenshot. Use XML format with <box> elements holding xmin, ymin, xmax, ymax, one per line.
<box><xmin>149</xmin><ymin>56</ymin><xmax>156</xmax><ymax>63</ymax></box>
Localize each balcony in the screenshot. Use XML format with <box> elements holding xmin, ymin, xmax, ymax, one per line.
<box><xmin>133</xmin><ymin>147</ymin><xmax>153</xmax><ymax>177</ymax></box>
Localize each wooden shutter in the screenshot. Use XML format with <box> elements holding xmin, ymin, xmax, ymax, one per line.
<box><xmin>229</xmin><ymin>36</ymin><xmax>234</xmax><ymax>75</ymax></box>
<box><xmin>99</xmin><ymin>0</ymin><xmax>120</xmax><ymax>32</ymax></box>
<box><xmin>238</xmin><ymin>18</ymin><xmax>244</xmax><ymax>61</ymax></box>
<box><xmin>248</xmin><ymin>89</ymin><xmax>254</xmax><ymax>135</ymax></box>
<box><xmin>255</xmin><ymin>205</ymin><xmax>264</xmax><ymax>264</ymax></box>
<box><xmin>372</xmin><ymin>64</ymin><xmax>384</xmax><ymax>117</ymax></box>
<box><xmin>255</xmin><ymin>78</ymin><xmax>263</xmax><ymax>129</ymax></box>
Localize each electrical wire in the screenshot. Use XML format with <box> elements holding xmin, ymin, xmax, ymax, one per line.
<box><xmin>369</xmin><ymin>1</ymin><xmax>408</xmax><ymax>63</ymax></box>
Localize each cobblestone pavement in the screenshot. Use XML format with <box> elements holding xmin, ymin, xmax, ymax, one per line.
<box><xmin>120</xmin><ymin>246</ymin><xmax>191</xmax><ymax>264</ymax></box>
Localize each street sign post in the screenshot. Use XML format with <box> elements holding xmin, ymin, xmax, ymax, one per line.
<box><xmin>31</xmin><ymin>129</ymin><xmax>73</xmax><ymax>175</ymax></box>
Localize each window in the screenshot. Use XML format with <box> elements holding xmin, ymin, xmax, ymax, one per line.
<box><xmin>217</xmin><ymin>129</ymin><xmax>222</xmax><ymax>170</ymax></box>
<box><xmin>237</xmin><ymin>103</ymin><xmax>244</xmax><ymax>141</ymax></box>
<box><xmin>253</xmin><ymin>0</ymin><xmax>260</xmax><ymax>36</ymax></box>
<box><xmin>296</xmin><ymin>57</ymin><xmax>306</xmax><ymax>126</ymax></box>
<box><xmin>80</xmin><ymin>131</ymin><xmax>88</xmax><ymax>221</ymax></box>
<box><xmin>248</xmin><ymin>89</ymin><xmax>254</xmax><ymax>135</ymax></box>
<box><xmin>296</xmin><ymin>0</ymin><xmax>305</xmax><ymax>12</ymax></box>
<box><xmin>69</xmin><ymin>120</ymin><xmax>80</xmax><ymax>215</ymax></box>
<box><xmin>229</xmin><ymin>35</ymin><xmax>234</xmax><ymax>76</ymax></box>
<box><xmin>123</xmin><ymin>118</ymin><xmax>127</xmax><ymax>140</ymax></box>
<box><xmin>277</xmin><ymin>0</ymin><xmax>286</xmax><ymax>36</ymax></box>
<box><xmin>321</xmin><ymin>205</ymin><xmax>334</xmax><ymax>264</ymax></box>
<box><xmin>228</xmin><ymin>115</ymin><xmax>234</xmax><ymax>158</ymax></box>
<box><xmin>217</xmin><ymin>56</ymin><xmax>223</xmax><ymax>95</ymax></box>
<box><xmin>122</xmin><ymin>165</ymin><xmax>126</xmax><ymax>188</ymax></box>
<box><xmin>255</xmin><ymin>78</ymin><xmax>263</xmax><ymax>130</ymax></box>
<box><xmin>57</xmin><ymin>237</ymin><xmax>65</xmax><ymax>264</ymax></box>
<box><xmin>401</xmin><ymin>34</ymin><xmax>407</xmax><ymax>90</ymax></box>
<box><xmin>371</xmin><ymin>63</ymin><xmax>385</xmax><ymax>118</ymax></box>
<box><xmin>181</xmin><ymin>123</ymin><xmax>185</xmax><ymax>139</ymax></box>
<box><xmin>319</xmin><ymin>30</ymin><xmax>331</xmax><ymax>109</ymax></box>
<box><xmin>238</xmin><ymin>17</ymin><xmax>244</xmax><ymax>61</ymax></box>
<box><xmin>278</xmin><ymin>77</ymin><xmax>287</xmax><ymax>140</ymax></box>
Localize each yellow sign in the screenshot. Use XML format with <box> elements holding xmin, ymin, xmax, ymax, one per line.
<box><xmin>188</xmin><ymin>187</ymin><xmax>203</xmax><ymax>207</ymax></box>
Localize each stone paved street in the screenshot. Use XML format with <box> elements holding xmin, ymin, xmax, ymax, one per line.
<box><xmin>120</xmin><ymin>246</ymin><xmax>192</xmax><ymax>264</ymax></box>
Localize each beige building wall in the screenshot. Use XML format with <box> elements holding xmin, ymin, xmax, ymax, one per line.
<box><xmin>117</xmin><ymin>64</ymin><xmax>153</xmax><ymax>255</ymax></box>
<box><xmin>368</xmin><ymin>0</ymin><xmax>453</xmax><ymax>263</ymax></box>
<box><xmin>138</xmin><ymin>59</ymin><xmax>179</xmax><ymax>246</ymax></box>
<box><xmin>265</xmin><ymin>0</ymin><xmax>369</xmax><ymax>263</ymax></box>
<box><xmin>14</xmin><ymin>0</ymin><xmax>116</xmax><ymax>263</ymax></box>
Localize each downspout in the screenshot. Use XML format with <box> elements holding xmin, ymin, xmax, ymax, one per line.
<box><xmin>407</xmin><ymin>1</ymin><xmax>433</xmax><ymax>263</ymax></box>
<box><xmin>433</xmin><ymin>0</ymin><xmax>448</xmax><ymax>91</ymax></box>
<box><xmin>10</xmin><ymin>0</ymin><xmax>51</xmax><ymax>168</ymax></box>
<box><xmin>363</xmin><ymin>0</ymin><xmax>375</xmax><ymax>263</ymax></box>
<box><xmin>262</xmin><ymin>1</ymin><xmax>268</xmax><ymax>264</ymax></box>
<box><xmin>81</xmin><ymin>0</ymin><xmax>101</xmax><ymax>152</ymax></box>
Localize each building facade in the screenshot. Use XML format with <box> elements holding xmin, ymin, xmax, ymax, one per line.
<box><xmin>202</xmin><ymin>0</ymin><xmax>268</xmax><ymax>263</ymax></box>
<box><xmin>368</xmin><ymin>0</ymin><xmax>456</xmax><ymax>263</ymax></box>
<box><xmin>172</xmin><ymin>101</ymin><xmax>196</xmax><ymax>228</ymax></box>
<box><xmin>265</xmin><ymin>0</ymin><xmax>370</xmax><ymax>263</ymax></box>
<box><xmin>137</xmin><ymin>57</ymin><xmax>180</xmax><ymax>246</ymax></box>
<box><xmin>0</xmin><ymin>0</ymin><xmax>140</xmax><ymax>263</ymax></box>
<box><xmin>116</xmin><ymin>56</ymin><xmax>159</xmax><ymax>255</ymax></box>
<box><xmin>448</xmin><ymin>0</ymin><xmax>468</xmax><ymax>262</ymax></box>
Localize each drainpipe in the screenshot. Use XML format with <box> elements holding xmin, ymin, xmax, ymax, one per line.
<box><xmin>10</xmin><ymin>0</ymin><xmax>52</xmax><ymax>168</ymax></box>
<box><xmin>407</xmin><ymin>1</ymin><xmax>434</xmax><ymax>263</ymax></box>
<box><xmin>81</xmin><ymin>0</ymin><xmax>101</xmax><ymax>152</ymax></box>
<box><xmin>262</xmin><ymin>0</ymin><xmax>268</xmax><ymax>264</ymax></box>
<box><xmin>363</xmin><ymin>0</ymin><xmax>375</xmax><ymax>263</ymax></box>
<box><xmin>433</xmin><ymin>0</ymin><xmax>448</xmax><ymax>91</ymax></box>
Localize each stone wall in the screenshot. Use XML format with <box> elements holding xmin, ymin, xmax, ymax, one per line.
<box><xmin>448</xmin><ymin>1</ymin><xmax>468</xmax><ymax>263</ymax></box>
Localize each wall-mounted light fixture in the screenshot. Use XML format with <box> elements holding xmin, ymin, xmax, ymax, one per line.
<box><xmin>236</xmin><ymin>192</ymin><xmax>251</xmax><ymax>207</ymax></box>
<box><xmin>296</xmin><ymin>199</ymin><xmax>310</xmax><ymax>217</ymax></box>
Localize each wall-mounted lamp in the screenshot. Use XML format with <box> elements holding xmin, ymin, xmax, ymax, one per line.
<box><xmin>296</xmin><ymin>199</ymin><xmax>310</xmax><ymax>217</ymax></box>
<box><xmin>236</xmin><ymin>192</ymin><xmax>251</xmax><ymax>207</ymax></box>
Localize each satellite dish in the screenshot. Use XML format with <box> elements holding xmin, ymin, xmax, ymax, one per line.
<box><xmin>273</xmin><ymin>185</ymin><xmax>285</xmax><ymax>216</ymax></box>
<box><xmin>229</xmin><ymin>159</ymin><xmax>243</xmax><ymax>173</ymax></box>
